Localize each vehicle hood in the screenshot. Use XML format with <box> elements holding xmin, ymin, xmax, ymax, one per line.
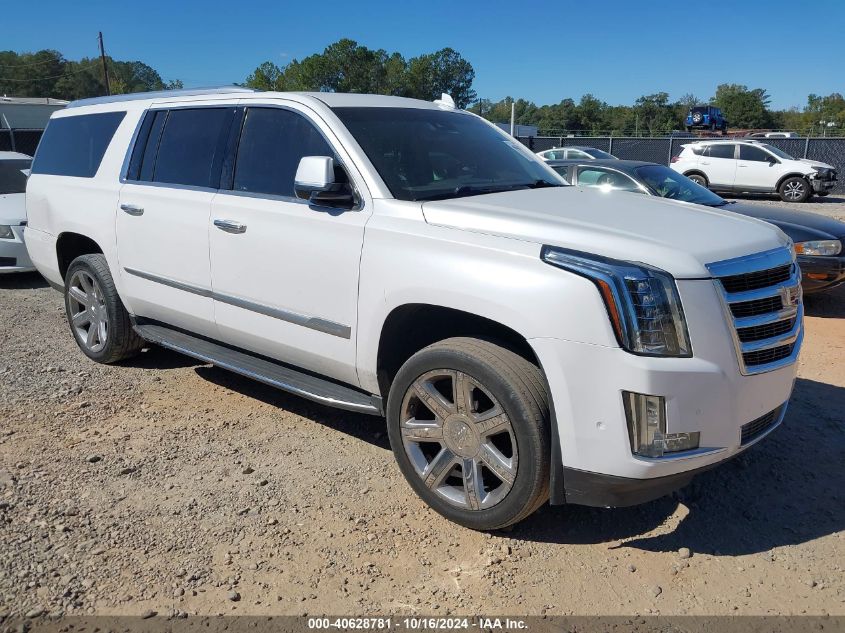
<box><xmin>421</xmin><ymin>187</ymin><xmax>790</xmax><ymax>279</ymax></box>
<box><xmin>0</xmin><ymin>193</ymin><xmax>27</xmax><ymax>224</ymax></box>
<box><xmin>797</xmin><ymin>158</ymin><xmax>835</xmax><ymax>170</ymax></box>
<box><xmin>723</xmin><ymin>202</ymin><xmax>845</xmax><ymax>241</ymax></box>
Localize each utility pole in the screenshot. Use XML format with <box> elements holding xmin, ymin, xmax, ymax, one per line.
<box><xmin>98</xmin><ymin>32</ymin><xmax>111</xmax><ymax>96</ymax></box>
<box><xmin>510</xmin><ymin>101</ymin><xmax>515</xmax><ymax>137</ymax></box>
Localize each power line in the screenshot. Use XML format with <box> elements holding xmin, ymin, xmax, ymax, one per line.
<box><xmin>0</xmin><ymin>60</ymin><xmax>101</xmax><ymax>83</ymax></box>
<box><xmin>0</xmin><ymin>57</ymin><xmax>65</xmax><ymax>69</ymax></box>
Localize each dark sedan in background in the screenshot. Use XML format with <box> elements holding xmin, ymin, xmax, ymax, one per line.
<box><xmin>549</xmin><ymin>159</ymin><xmax>845</xmax><ymax>294</ymax></box>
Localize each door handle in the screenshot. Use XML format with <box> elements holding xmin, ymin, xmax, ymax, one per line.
<box><xmin>214</xmin><ymin>219</ymin><xmax>247</xmax><ymax>234</ymax></box>
<box><xmin>120</xmin><ymin>204</ymin><xmax>144</xmax><ymax>216</ymax></box>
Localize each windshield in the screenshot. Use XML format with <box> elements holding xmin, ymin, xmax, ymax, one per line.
<box><xmin>0</xmin><ymin>159</ymin><xmax>31</xmax><ymax>195</ymax></box>
<box><xmin>333</xmin><ymin>107</ymin><xmax>564</xmax><ymax>201</ymax></box>
<box><xmin>634</xmin><ymin>164</ymin><xmax>727</xmax><ymax>206</ymax></box>
<box><xmin>761</xmin><ymin>144</ymin><xmax>795</xmax><ymax>160</ymax></box>
<box><xmin>585</xmin><ymin>148</ymin><xmax>616</xmax><ymax>159</ymax></box>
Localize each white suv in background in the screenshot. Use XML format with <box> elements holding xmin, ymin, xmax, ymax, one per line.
<box><xmin>0</xmin><ymin>151</ymin><xmax>35</xmax><ymax>273</ymax></box>
<box><xmin>671</xmin><ymin>140</ymin><xmax>837</xmax><ymax>202</ymax></box>
<box><xmin>25</xmin><ymin>88</ymin><xmax>802</xmax><ymax>529</ymax></box>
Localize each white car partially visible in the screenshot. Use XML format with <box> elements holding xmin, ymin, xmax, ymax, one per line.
<box><xmin>671</xmin><ymin>140</ymin><xmax>837</xmax><ymax>203</ymax></box>
<box><xmin>0</xmin><ymin>151</ymin><xmax>34</xmax><ymax>273</ymax></box>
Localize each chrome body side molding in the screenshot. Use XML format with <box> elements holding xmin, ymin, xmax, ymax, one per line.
<box><xmin>123</xmin><ymin>267</ymin><xmax>351</xmax><ymax>339</ymax></box>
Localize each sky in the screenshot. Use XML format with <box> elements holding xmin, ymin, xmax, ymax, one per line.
<box><xmin>6</xmin><ymin>0</ymin><xmax>845</xmax><ymax>110</ymax></box>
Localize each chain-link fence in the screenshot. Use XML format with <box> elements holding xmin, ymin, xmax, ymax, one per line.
<box><xmin>0</xmin><ymin>128</ymin><xmax>43</xmax><ymax>157</ymax></box>
<box><xmin>519</xmin><ymin>136</ymin><xmax>845</xmax><ymax>193</ymax></box>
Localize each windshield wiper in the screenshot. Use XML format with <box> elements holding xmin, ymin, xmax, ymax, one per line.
<box><xmin>524</xmin><ymin>179</ymin><xmax>563</xmax><ymax>189</ymax></box>
<box><xmin>417</xmin><ymin>180</ymin><xmax>562</xmax><ymax>202</ymax></box>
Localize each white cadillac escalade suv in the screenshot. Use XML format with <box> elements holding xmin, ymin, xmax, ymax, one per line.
<box><xmin>25</xmin><ymin>88</ymin><xmax>803</xmax><ymax>529</ymax></box>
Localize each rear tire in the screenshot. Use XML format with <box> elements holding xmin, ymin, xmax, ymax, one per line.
<box><xmin>64</xmin><ymin>254</ymin><xmax>143</xmax><ymax>364</ymax></box>
<box><xmin>386</xmin><ymin>337</ymin><xmax>550</xmax><ymax>530</ymax></box>
<box><xmin>687</xmin><ymin>172</ymin><xmax>709</xmax><ymax>187</ymax></box>
<box><xmin>778</xmin><ymin>176</ymin><xmax>811</xmax><ymax>203</ymax></box>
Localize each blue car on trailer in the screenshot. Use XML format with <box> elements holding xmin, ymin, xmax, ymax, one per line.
<box><xmin>686</xmin><ymin>105</ymin><xmax>729</xmax><ymax>135</ymax></box>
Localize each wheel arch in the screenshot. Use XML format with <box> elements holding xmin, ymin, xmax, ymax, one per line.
<box><xmin>376</xmin><ymin>303</ymin><xmax>566</xmax><ymax>506</ymax></box>
<box><xmin>776</xmin><ymin>172</ymin><xmax>811</xmax><ymax>190</ymax></box>
<box><xmin>56</xmin><ymin>232</ymin><xmax>104</xmax><ymax>280</ymax></box>
<box><xmin>376</xmin><ymin>303</ymin><xmax>540</xmax><ymax>400</ymax></box>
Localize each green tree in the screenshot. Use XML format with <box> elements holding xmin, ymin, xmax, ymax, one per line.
<box><xmin>0</xmin><ymin>49</ymin><xmax>178</xmax><ymax>100</ymax></box>
<box><xmin>245</xmin><ymin>61</ymin><xmax>286</xmax><ymax>91</ymax></box>
<box><xmin>245</xmin><ymin>41</ymin><xmax>476</xmax><ymax>107</ymax></box>
<box><xmin>633</xmin><ymin>92</ymin><xmax>675</xmax><ymax>135</ymax></box>
<box><xmin>405</xmin><ymin>48</ymin><xmax>476</xmax><ymax>107</ymax></box>
<box><xmin>804</xmin><ymin>93</ymin><xmax>845</xmax><ymax>132</ymax></box>
<box><xmin>712</xmin><ymin>84</ymin><xmax>773</xmax><ymax>128</ymax></box>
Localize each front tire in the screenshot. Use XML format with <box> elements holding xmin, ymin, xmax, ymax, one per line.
<box><xmin>386</xmin><ymin>338</ymin><xmax>550</xmax><ymax>530</ymax></box>
<box><xmin>778</xmin><ymin>176</ymin><xmax>811</xmax><ymax>203</ymax></box>
<box><xmin>64</xmin><ymin>254</ymin><xmax>143</xmax><ymax>363</ymax></box>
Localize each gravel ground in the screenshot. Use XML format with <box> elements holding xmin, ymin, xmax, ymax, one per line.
<box><xmin>720</xmin><ymin>193</ymin><xmax>845</xmax><ymax>222</ymax></box>
<box><xmin>1</xmin><ymin>202</ymin><xmax>843</xmax><ymax>620</ymax></box>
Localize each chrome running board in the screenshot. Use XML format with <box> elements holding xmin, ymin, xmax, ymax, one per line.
<box><xmin>134</xmin><ymin>324</ymin><xmax>382</xmax><ymax>416</ymax></box>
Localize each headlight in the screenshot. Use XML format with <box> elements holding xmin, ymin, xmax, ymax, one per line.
<box><xmin>541</xmin><ymin>246</ymin><xmax>691</xmax><ymax>357</ymax></box>
<box><xmin>794</xmin><ymin>240</ymin><xmax>842</xmax><ymax>256</ymax></box>
<box><xmin>0</xmin><ymin>225</ymin><xmax>14</xmax><ymax>240</ymax></box>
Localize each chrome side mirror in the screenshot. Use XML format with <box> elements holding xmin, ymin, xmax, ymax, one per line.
<box><xmin>294</xmin><ymin>156</ymin><xmax>335</xmax><ymax>199</ymax></box>
<box><xmin>294</xmin><ymin>155</ymin><xmax>357</xmax><ymax>210</ymax></box>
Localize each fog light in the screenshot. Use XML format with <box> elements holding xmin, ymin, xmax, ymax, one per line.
<box><xmin>623</xmin><ymin>392</ymin><xmax>700</xmax><ymax>457</ymax></box>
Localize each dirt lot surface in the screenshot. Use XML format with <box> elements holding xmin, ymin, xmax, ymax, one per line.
<box><xmin>722</xmin><ymin>192</ymin><xmax>845</xmax><ymax>221</ymax></box>
<box><xmin>1</xmin><ymin>198</ymin><xmax>844</xmax><ymax>620</ymax></box>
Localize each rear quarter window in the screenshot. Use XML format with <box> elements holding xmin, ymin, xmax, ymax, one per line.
<box><xmin>31</xmin><ymin>111</ymin><xmax>126</xmax><ymax>178</ymax></box>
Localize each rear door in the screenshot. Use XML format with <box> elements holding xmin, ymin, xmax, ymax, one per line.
<box><xmin>116</xmin><ymin>103</ymin><xmax>235</xmax><ymax>338</ymax></box>
<box><xmin>700</xmin><ymin>144</ymin><xmax>737</xmax><ymax>188</ymax></box>
<box><xmin>736</xmin><ymin>143</ymin><xmax>777</xmax><ymax>190</ymax></box>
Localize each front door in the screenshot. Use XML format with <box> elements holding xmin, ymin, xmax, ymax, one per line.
<box><xmin>116</xmin><ymin>104</ymin><xmax>235</xmax><ymax>338</ymax></box>
<box><xmin>736</xmin><ymin>143</ymin><xmax>778</xmax><ymax>190</ymax></box>
<box><xmin>209</xmin><ymin>103</ymin><xmax>371</xmax><ymax>386</ymax></box>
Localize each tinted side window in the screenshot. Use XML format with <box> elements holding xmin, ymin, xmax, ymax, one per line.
<box><xmin>708</xmin><ymin>144</ymin><xmax>735</xmax><ymax>159</ymax></box>
<box><xmin>153</xmin><ymin>108</ymin><xmax>232</xmax><ymax>188</ymax></box>
<box><xmin>0</xmin><ymin>159</ymin><xmax>32</xmax><ymax>194</ymax></box>
<box><xmin>31</xmin><ymin>111</ymin><xmax>125</xmax><ymax>177</ymax></box>
<box><xmin>577</xmin><ymin>167</ymin><xmax>641</xmax><ymax>192</ymax></box>
<box><xmin>739</xmin><ymin>144</ymin><xmax>771</xmax><ymax>162</ymax></box>
<box><xmin>233</xmin><ymin>108</ymin><xmax>337</xmax><ymax>198</ymax></box>
<box><xmin>126</xmin><ymin>110</ymin><xmax>167</xmax><ymax>182</ymax></box>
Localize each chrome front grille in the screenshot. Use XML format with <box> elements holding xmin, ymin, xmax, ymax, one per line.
<box><xmin>706</xmin><ymin>247</ymin><xmax>803</xmax><ymax>375</ymax></box>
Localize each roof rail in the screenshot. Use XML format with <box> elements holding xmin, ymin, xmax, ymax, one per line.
<box><xmin>67</xmin><ymin>86</ymin><xmax>257</xmax><ymax>109</ymax></box>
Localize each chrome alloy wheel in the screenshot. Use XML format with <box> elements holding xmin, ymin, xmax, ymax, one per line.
<box><xmin>399</xmin><ymin>370</ymin><xmax>517</xmax><ymax>510</ymax></box>
<box><xmin>783</xmin><ymin>180</ymin><xmax>806</xmax><ymax>201</ymax></box>
<box><xmin>67</xmin><ymin>270</ymin><xmax>108</xmax><ymax>353</ymax></box>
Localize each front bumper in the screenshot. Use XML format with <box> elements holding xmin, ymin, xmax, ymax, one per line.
<box><xmin>810</xmin><ymin>175</ymin><xmax>837</xmax><ymax>193</ymax></box>
<box><xmin>562</xmin><ymin>405</ymin><xmax>786</xmax><ymax>506</ymax></box>
<box><xmin>0</xmin><ymin>224</ymin><xmax>35</xmax><ymax>273</ymax></box>
<box><xmin>531</xmin><ymin>278</ymin><xmax>800</xmax><ymax>506</ymax></box>
<box><xmin>799</xmin><ymin>254</ymin><xmax>845</xmax><ymax>293</ymax></box>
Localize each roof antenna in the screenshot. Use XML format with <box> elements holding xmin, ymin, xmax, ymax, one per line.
<box><xmin>433</xmin><ymin>93</ymin><xmax>456</xmax><ymax>109</ymax></box>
